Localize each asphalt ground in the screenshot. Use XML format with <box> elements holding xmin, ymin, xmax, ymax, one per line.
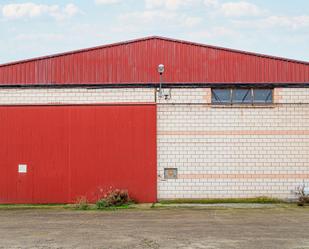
<box><xmin>0</xmin><ymin>205</ymin><xmax>308</xmax><ymax>249</ymax></box>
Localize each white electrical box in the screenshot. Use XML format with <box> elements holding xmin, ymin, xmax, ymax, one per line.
<box><xmin>18</xmin><ymin>164</ymin><xmax>27</xmax><ymax>173</ymax></box>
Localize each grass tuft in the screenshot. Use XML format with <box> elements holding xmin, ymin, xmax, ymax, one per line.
<box><xmin>0</xmin><ymin>204</ymin><xmax>68</xmax><ymax>210</ymax></box>
<box><xmin>0</xmin><ymin>203</ymin><xmax>134</xmax><ymax>211</ymax></box>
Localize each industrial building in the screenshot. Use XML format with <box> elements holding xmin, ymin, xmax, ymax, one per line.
<box><xmin>0</xmin><ymin>36</ymin><xmax>308</xmax><ymax>203</ymax></box>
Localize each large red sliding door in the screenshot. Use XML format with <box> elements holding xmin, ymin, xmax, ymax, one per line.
<box><xmin>0</xmin><ymin>104</ymin><xmax>157</xmax><ymax>204</ymax></box>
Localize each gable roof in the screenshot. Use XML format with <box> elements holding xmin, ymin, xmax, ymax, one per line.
<box><xmin>1</xmin><ymin>36</ymin><xmax>308</xmax><ymax>67</ymax></box>
<box><xmin>0</xmin><ymin>36</ymin><xmax>308</xmax><ymax>85</ymax></box>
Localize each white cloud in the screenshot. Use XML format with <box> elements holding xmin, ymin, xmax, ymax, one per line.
<box><xmin>183</xmin><ymin>16</ymin><xmax>203</xmax><ymax>27</ymax></box>
<box><xmin>189</xmin><ymin>26</ymin><xmax>238</xmax><ymax>39</ymax></box>
<box><xmin>220</xmin><ymin>1</ymin><xmax>262</xmax><ymax>17</ymax></box>
<box><xmin>120</xmin><ymin>10</ymin><xmax>177</xmax><ymax>23</ymax></box>
<box><xmin>233</xmin><ymin>15</ymin><xmax>309</xmax><ymax>30</ymax></box>
<box><xmin>2</xmin><ymin>3</ymin><xmax>56</xmax><ymax>19</ymax></box>
<box><xmin>64</xmin><ymin>3</ymin><xmax>80</xmax><ymax>17</ymax></box>
<box><xmin>204</xmin><ymin>0</ymin><xmax>219</xmax><ymax>8</ymax></box>
<box><xmin>119</xmin><ymin>10</ymin><xmax>201</xmax><ymax>28</ymax></box>
<box><xmin>1</xmin><ymin>3</ymin><xmax>80</xmax><ymax>20</ymax></box>
<box><xmin>145</xmin><ymin>0</ymin><xmax>202</xmax><ymax>10</ymax></box>
<box><xmin>15</xmin><ymin>33</ymin><xmax>64</xmax><ymax>41</ymax></box>
<box><xmin>262</xmin><ymin>15</ymin><xmax>309</xmax><ymax>29</ymax></box>
<box><xmin>121</xmin><ymin>0</ymin><xmax>203</xmax><ymax>28</ymax></box>
<box><xmin>95</xmin><ymin>0</ymin><xmax>121</xmax><ymax>4</ymax></box>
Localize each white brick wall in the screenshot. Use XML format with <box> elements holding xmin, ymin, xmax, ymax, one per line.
<box><xmin>0</xmin><ymin>86</ymin><xmax>308</xmax><ymax>200</ymax></box>
<box><xmin>0</xmin><ymin>88</ymin><xmax>154</xmax><ymax>104</ymax></box>
<box><xmin>157</xmin><ymin>88</ymin><xmax>210</xmax><ymax>104</ymax></box>
<box><xmin>157</xmin><ymin>87</ymin><xmax>309</xmax><ymax>200</ymax></box>
<box><xmin>276</xmin><ymin>88</ymin><xmax>309</xmax><ymax>104</ymax></box>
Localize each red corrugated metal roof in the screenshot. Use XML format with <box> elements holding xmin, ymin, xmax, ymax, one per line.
<box><xmin>0</xmin><ymin>36</ymin><xmax>308</xmax><ymax>85</ymax></box>
<box><xmin>1</xmin><ymin>36</ymin><xmax>308</xmax><ymax>67</ymax></box>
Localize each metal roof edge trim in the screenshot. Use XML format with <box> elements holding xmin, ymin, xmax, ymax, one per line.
<box><xmin>0</xmin><ymin>82</ymin><xmax>309</xmax><ymax>88</ymax></box>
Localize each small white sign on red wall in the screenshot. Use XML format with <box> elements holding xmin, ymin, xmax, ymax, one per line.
<box><xmin>18</xmin><ymin>164</ymin><xmax>27</xmax><ymax>173</ymax></box>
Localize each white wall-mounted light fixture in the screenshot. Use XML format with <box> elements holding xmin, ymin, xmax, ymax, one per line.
<box><xmin>157</xmin><ymin>64</ymin><xmax>165</xmax><ymax>98</ymax></box>
<box><xmin>157</xmin><ymin>64</ymin><xmax>171</xmax><ymax>100</ymax></box>
<box><xmin>158</xmin><ymin>64</ymin><xmax>165</xmax><ymax>75</ymax></box>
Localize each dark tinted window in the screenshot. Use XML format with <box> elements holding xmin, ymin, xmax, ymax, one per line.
<box><xmin>253</xmin><ymin>89</ymin><xmax>272</xmax><ymax>103</ymax></box>
<box><xmin>212</xmin><ymin>89</ymin><xmax>231</xmax><ymax>104</ymax></box>
<box><xmin>212</xmin><ymin>88</ymin><xmax>273</xmax><ymax>105</ymax></box>
<box><xmin>233</xmin><ymin>89</ymin><xmax>252</xmax><ymax>104</ymax></box>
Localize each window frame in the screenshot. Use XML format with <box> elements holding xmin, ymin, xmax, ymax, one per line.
<box><xmin>232</xmin><ymin>88</ymin><xmax>253</xmax><ymax>104</ymax></box>
<box><xmin>211</xmin><ymin>88</ymin><xmax>232</xmax><ymax>104</ymax></box>
<box><xmin>211</xmin><ymin>88</ymin><xmax>273</xmax><ymax>105</ymax></box>
<box><xmin>252</xmin><ymin>88</ymin><xmax>273</xmax><ymax>104</ymax></box>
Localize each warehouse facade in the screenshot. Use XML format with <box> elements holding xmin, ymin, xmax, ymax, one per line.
<box><xmin>0</xmin><ymin>36</ymin><xmax>308</xmax><ymax>203</ymax></box>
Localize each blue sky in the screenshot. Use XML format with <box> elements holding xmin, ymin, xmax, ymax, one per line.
<box><xmin>0</xmin><ymin>0</ymin><xmax>308</xmax><ymax>64</ymax></box>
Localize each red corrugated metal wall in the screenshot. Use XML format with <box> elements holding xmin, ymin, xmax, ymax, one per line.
<box><xmin>0</xmin><ymin>37</ymin><xmax>308</xmax><ymax>85</ymax></box>
<box><xmin>0</xmin><ymin>104</ymin><xmax>157</xmax><ymax>204</ymax></box>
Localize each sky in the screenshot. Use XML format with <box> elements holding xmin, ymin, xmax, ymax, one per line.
<box><xmin>0</xmin><ymin>0</ymin><xmax>308</xmax><ymax>64</ymax></box>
